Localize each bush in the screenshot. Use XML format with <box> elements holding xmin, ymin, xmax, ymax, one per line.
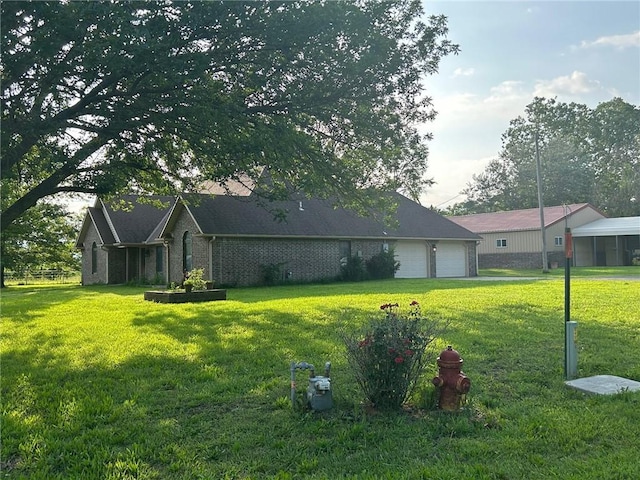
<box><xmin>183</xmin><ymin>268</ymin><xmax>206</xmax><ymax>290</ymax></box>
<box><xmin>343</xmin><ymin>301</ymin><xmax>447</xmax><ymax>410</ymax></box>
<box><xmin>340</xmin><ymin>255</ymin><xmax>367</xmax><ymax>282</ymax></box>
<box><xmin>260</xmin><ymin>263</ymin><xmax>285</xmax><ymax>285</ymax></box>
<box><xmin>366</xmin><ymin>248</ymin><xmax>400</xmax><ymax>279</ymax></box>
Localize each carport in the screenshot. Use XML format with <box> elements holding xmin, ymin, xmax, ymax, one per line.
<box><xmin>572</xmin><ymin>217</ymin><xmax>640</xmax><ymax>266</ymax></box>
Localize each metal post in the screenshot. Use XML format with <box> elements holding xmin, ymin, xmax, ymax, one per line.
<box><xmin>565</xmin><ymin>321</ymin><xmax>578</xmax><ymax>380</ymax></box>
<box><xmin>535</xmin><ymin>131</ymin><xmax>549</xmax><ymax>273</ymax></box>
<box><xmin>564</xmin><ymin>228</ymin><xmax>577</xmax><ymax>379</ymax></box>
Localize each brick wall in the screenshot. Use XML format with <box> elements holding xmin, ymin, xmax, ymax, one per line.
<box><xmin>212</xmin><ymin>237</ymin><xmax>385</xmax><ymax>286</ymax></box>
<box><xmin>466</xmin><ymin>241</ymin><xmax>478</xmax><ymax>277</ymax></box>
<box><xmin>479</xmin><ymin>251</ymin><xmax>565</xmax><ymax>270</ymax></box>
<box><xmin>166</xmin><ymin>210</ymin><xmax>210</xmax><ymax>284</ymax></box>
<box><xmin>80</xmin><ymin>223</ymin><xmax>105</xmax><ymax>285</ymax></box>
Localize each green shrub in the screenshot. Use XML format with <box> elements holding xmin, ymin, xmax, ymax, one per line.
<box><xmin>366</xmin><ymin>248</ymin><xmax>400</xmax><ymax>279</ymax></box>
<box><xmin>340</xmin><ymin>255</ymin><xmax>367</xmax><ymax>282</ymax></box>
<box><xmin>343</xmin><ymin>301</ymin><xmax>447</xmax><ymax>410</ymax></box>
<box><xmin>183</xmin><ymin>268</ymin><xmax>206</xmax><ymax>290</ymax></box>
<box><xmin>260</xmin><ymin>263</ymin><xmax>285</xmax><ymax>285</ymax></box>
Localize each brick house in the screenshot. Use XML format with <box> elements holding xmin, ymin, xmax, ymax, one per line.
<box><xmin>76</xmin><ymin>192</ymin><xmax>481</xmax><ymax>286</ymax></box>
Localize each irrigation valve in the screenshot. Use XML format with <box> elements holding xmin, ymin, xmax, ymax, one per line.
<box><xmin>290</xmin><ymin>361</ymin><xmax>333</xmax><ymax>411</ymax></box>
<box><xmin>432</xmin><ymin>346</ymin><xmax>471</xmax><ymax>411</ymax></box>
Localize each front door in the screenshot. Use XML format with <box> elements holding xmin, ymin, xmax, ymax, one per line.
<box><xmin>128</xmin><ymin>248</ymin><xmax>140</xmax><ymax>282</ymax></box>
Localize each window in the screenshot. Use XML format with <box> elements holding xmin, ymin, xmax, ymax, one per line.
<box><xmin>156</xmin><ymin>246</ymin><xmax>164</xmax><ymax>273</ymax></box>
<box><xmin>554</xmin><ymin>236</ymin><xmax>563</xmax><ymax>247</ymax></box>
<box><xmin>339</xmin><ymin>240</ymin><xmax>351</xmax><ymax>265</ymax></box>
<box><xmin>91</xmin><ymin>242</ymin><xmax>98</xmax><ymax>274</ymax></box>
<box><xmin>496</xmin><ymin>238</ymin><xmax>507</xmax><ymax>248</ymax></box>
<box><xmin>183</xmin><ymin>231</ymin><xmax>193</xmax><ymax>272</ymax></box>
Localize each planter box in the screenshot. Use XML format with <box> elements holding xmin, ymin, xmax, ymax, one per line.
<box><xmin>144</xmin><ymin>289</ymin><xmax>227</xmax><ymax>303</ymax></box>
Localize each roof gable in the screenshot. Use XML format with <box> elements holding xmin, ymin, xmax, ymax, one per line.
<box><xmin>448</xmin><ymin>203</ymin><xmax>600</xmax><ymax>233</ymax></box>
<box><xmin>101</xmin><ymin>195</ymin><xmax>175</xmax><ymax>244</ymax></box>
<box><xmin>75</xmin><ymin>207</ymin><xmax>116</xmax><ymax>247</ymax></box>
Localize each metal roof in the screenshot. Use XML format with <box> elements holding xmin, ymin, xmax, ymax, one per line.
<box><xmin>572</xmin><ymin>217</ymin><xmax>640</xmax><ymax>237</ymax></box>
<box><xmin>448</xmin><ymin>204</ymin><xmax>597</xmax><ymax>233</ymax></box>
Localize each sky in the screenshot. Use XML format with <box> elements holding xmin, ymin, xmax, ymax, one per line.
<box><xmin>419</xmin><ymin>0</ymin><xmax>640</xmax><ymax>209</ymax></box>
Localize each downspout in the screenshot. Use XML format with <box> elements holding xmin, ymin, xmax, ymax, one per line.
<box><xmin>166</xmin><ymin>244</ymin><xmax>170</xmax><ymax>284</ymax></box>
<box><xmin>219</xmin><ymin>238</ymin><xmax>224</xmax><ymax>285</ymax></box>
<box><xmin>208</xmin><ymin>237</ymin><xmax>215</xmax><ymax>284</ymax></box>
<box><xmin>474</xmin><ymin>241</ymin><xmax>480</xmax><ymax>277</ymax></box>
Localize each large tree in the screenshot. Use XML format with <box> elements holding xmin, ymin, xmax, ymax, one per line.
<box><xmin>457</xmin><ymin>97</ymin><xmax>640</xmax><ymax>216</ymax></box>
<box><xmin>1</xmin><ymin>0</ymin><xmax>458</xmax><ymax>232</ymax></box>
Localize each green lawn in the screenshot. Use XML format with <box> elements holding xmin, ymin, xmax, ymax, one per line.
<box><xmin>2</xmin><ymin>277</ymin><xmax>639</xmax><ymax>479</ymax></box>
<box><xmin>479</xmin><ymin>265</ymin><xmax>640</xmax><ymax>278</ymax></box>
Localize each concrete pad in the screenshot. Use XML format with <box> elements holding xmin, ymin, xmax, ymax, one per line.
<box><xmin>565</xmin><ymin>375</ymin><xmax>640</xmax><ymax>395</ymax></box>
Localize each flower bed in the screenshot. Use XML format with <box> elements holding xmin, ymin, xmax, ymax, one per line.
<box><xmin>143</xmin><ymin>289</ymin><xmax>227</xmax><ymax>303</ymax></box>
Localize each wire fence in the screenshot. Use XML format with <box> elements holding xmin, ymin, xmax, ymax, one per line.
<box><xmin>4</xmin><ymin>269</ymin><xmax>81</xmax><ymax>285</ymax></box>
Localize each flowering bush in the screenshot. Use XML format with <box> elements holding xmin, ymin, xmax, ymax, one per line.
<box><xmin>183</xmin><ymin>268</ymin><xmax>206</xmax><ymax>290</ymax></box>
<box><xmin>344</xmin><ymin>301</ymin><xmax>446</xmax><ymax>410</ymax></box>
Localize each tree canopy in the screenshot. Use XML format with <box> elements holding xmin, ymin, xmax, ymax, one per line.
<box><xmin>456</xmin><ymin>97</ymin><xmax>640</xmax><ymax>217</ymax></box>
<box><xmin>1</xmin><ymin>0</ymin><xmax>459</xmax><ymax>232</ymax></box>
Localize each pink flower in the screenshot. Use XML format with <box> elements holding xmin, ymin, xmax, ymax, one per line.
<box><xmin>404</xmin><ymin>349</ymin><xmax>414</xmax><ymax>356</ymax></box>
<box><xmin>394</xmin><ymin>356</ymin><xmax>404</xmax><ymax>364</ymax></box>
<box><xmin>388</xmin><ymin>347</ymin><xmax>396</xmax><ymax>354</ymax></box>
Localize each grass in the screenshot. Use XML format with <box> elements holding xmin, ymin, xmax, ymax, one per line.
<box><xmin>479</xmin><ymin>265</ymin><xmax>640</xmax><ymax>278</ymax></box>
<box><xmin>1</xmin><ymin>275</ymin><xmax>639</xmax><ymax>479</ymax></box>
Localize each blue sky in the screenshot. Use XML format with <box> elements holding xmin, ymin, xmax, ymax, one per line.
<box><xmin>420</xmin><ymin>1</ymin><xmax>640</xmax><ymax>208</ymax></box>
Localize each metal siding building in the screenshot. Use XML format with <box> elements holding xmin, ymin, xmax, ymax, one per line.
<box><xmin>449</xmin><ymin>204</ymin><xmax>607</xmax><ymax>269</ymax></box>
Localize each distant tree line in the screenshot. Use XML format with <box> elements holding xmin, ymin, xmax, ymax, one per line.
<box><xmin>444</xmin><ymin>97</ymin><xmax>640</xmax><ymax>217</ymax></box>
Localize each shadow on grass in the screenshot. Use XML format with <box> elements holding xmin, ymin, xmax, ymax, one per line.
<box><xmin>3</xmin><ymin>280</ymin><xmax>639</xmax><ymax>478</ymax></box>
<box><xmin>226</xmin><ymin>277</ymin><xmax>546</xmax><ymax>303</ymax></box>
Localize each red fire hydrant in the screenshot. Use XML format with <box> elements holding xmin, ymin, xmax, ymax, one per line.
<box><xmin>432</xmin><ymin>345</ymin><xmax>470</xmax><ymax>411</ymax></box>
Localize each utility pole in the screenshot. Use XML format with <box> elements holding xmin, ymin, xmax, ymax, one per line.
<box><xmin>535</xmin><ymin>130</ymin><xmax>549</xmax><ymax>273</ymax></box>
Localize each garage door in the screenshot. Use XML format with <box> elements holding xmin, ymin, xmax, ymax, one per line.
<box><xmin>436</xmin><ymin>242</ymin><xmax>466</xmax><ymax>277</ymax></box>
<box><xmin>395</xmin><ymin>241</ymin><xmax>428</xmax><ymax>278</ymax></box>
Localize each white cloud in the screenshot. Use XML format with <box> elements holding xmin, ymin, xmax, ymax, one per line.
<box><xmin>580</xmin><ymin>31</ymin><xmax>640</xmax><ymax>49</ymax></box>
<box><xmin>422</xmin><ymin>155</ymin><xmax>496</xmax><ymax>208</ymax></box>
<box><xmin>485</xmin><ymin>81</ymin><xmax>528</xmax><ymax>103</ymax></box>
<box><xmin>533</xmin><ymin>71</ymin><xmax>601</xmax><ymax>97</ymax></box>
<box><xmin>452</xmin><ymin>67</ymin><xmax>475</xmax><ymax>78</ymax></box>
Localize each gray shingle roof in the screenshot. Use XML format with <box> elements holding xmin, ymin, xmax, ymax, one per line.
<box><xmin>183</xmin><ymin>192</ymin><xmax>480</xmax><ymax>240</ymax></box>
<box><xmin>102</xmin><ymin>195</ymin><xmax>174</xmax><ymax>244</ymax></box>
<box><xmin>88</xmin><ymin>207</ymin><xmax>116</xmax><ymax>244</ymax></box>
<box><xmin>80</xmin><ymin>191</ymin><xmax>480</xmax><ymax>247</ymax></box>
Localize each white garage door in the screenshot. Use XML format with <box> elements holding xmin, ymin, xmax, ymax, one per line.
<box><xmin>395</xmin><ymin>241</ymin><xmax>428</xmax><ymax>278</ymax></box>
<box><xmin>436</xmin><ymin>242</ymin><xmax>467</xmax><ymax>277</ymax></box>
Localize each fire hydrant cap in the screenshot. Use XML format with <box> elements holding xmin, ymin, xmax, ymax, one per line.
<box><xmin>437</xmin><ymin>345</ymin><xmax>463</xmax><ymax>368</ymax></box>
